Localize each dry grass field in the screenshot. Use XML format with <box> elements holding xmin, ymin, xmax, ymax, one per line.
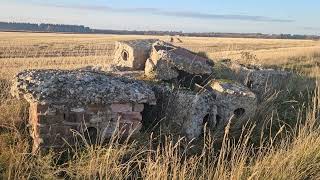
<box><xmin>0</xmin><ymin>32</ymin><xmax>319</xmax><ymax>179</ymax></box>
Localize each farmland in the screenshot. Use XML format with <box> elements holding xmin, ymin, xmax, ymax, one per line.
<box><xmin>0</xmin><ymin>32</ymin><xmax>319</xmax><ymax>179</ymax></box>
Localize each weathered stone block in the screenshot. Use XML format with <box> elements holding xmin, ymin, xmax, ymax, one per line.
<box><xmin>167</xmin><ymin>90</ymin><xmax>217</xmax><ymax>139</ymax></box>
<box><xmin>114</xmin><ymin>39</ymin><xmax>158</xmax><ymax>70</ymax></box>
<box><xmin>208</xmin><ymin>80</ymin><xmax>257</xmax><ymax>126</ymax></box>
<box><xmin>145</xmin><ymin>40</ymin><xmax>214</xmax><ymax>84</ymax></box>
<box><xmin>221</xmin><ymin>60</ymin><xmax>292</xmax><ymax>100</ymax></box>
<box><xmin>11</xmin><ymin>69</ymin><xmax>157</xmax><ymax>107</ymax></box>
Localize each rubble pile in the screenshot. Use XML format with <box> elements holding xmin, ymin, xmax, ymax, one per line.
<box><xmin>10</xmin><ymin>39</ymin><xmax>292</xmax><ymax>151</ymax></box>
<box><xmin>220</xmin><ymin>60</ymin><xmax>292</xmax><ymax>99</ymax></box>
<box><xmin>145</xmin><ymin>40</ymin><xmax>213</xmax><ymax>81</ymax></box>
<box><xmin>207</xmin><ymin>80</ymin><xmax>257</xmax><ymax>126</ymax></box>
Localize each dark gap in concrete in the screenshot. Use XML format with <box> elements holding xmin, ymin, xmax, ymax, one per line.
<box><xmin>121</xmin><ymin>50</ymin><xmax>128</xmax><ymax>61</ymax></box>
<box><xmin>234</xmin><ymin>108</ymin><xmax>245</xmax><ymax>118</ymax></box>
<box><xmin>154</xmin><ymin>45</ymin><xmax>174</xmax><ymax>52</ymax></box>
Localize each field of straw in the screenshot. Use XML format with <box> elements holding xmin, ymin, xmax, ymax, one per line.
<box><xmin>0</xmin><ymin>32</ymin><xmax>319</xmax><ymax>179</ymax></box>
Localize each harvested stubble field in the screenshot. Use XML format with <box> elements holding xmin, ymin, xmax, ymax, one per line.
<box><xmin>0</xmin><ymin>32</ymin><xmax>319</xmax><ymax>179</ymax></box>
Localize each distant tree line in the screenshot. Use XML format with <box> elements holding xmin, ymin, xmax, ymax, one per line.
<box><xmin>92</xmin><ymin>29</ymin><xmax>320</xmax><ymax>40</ymax></box>
<box><xmin>0</xmin><ymin>22</ymin><xmax>92</xmax><ymax>33</ymax></box>
<box><xmin>180</xmin><ymin>32</ymin><xmax>320</xmax><ymax>40</ymax></box>
<box><xmin>0</xmin><ymin>21</ymin><xmax>319</xmax><ymax>40</ymax></box>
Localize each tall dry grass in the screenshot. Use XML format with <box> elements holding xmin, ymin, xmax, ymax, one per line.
<box><xmin>0</xmin><ymin>85</ymin><xmax>318</xmax><ymax>179</ymax></box>
<box><xmin>0</xmin><ymin>32</ymin><xmax>319</xmax><ymax>179</ymax></box>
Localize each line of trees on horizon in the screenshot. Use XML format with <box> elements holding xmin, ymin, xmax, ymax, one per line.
<box><xmin>0</xmin><ymin>22</ymin><xmax>91</xmax><ymax>33</ymax></box>
<box><xmin>0</xmin><ymin>21</ymin><xmax>319</xmax><ymax>40</ymax></box>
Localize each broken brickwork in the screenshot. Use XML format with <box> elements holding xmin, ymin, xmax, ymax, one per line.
<box><xmin>28</xmin><ymin>102</ymin><xmax>144</xmax><ymax>152</ymax></box>
<box><xmin>11</xmin><ymin>69</ymin><xmax>156</xmax><ymax>152</ymax></box>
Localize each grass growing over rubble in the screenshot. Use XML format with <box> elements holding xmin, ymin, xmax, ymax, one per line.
<box><xmin>0</xmin><ymin>32</ymin><xmax>319</xmax><ymax>179</ymax></box>
<box><xmin>0</xmin><ymin>87</ymin><xmax>319</xmax><ymax>179</ymax></box>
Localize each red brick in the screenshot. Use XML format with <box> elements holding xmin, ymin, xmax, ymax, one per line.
<box><xmin>133</xmin><ymin>104</ymin><xmax>144</xmax><ymax>112</ymax></box>
<box><xmin>111</xmin><ymin>103</ymin><xmax>132</xmax><ymax>112</ymax></box>
<box><xmin>87</xmin><ymin>105</ymin><xmax>109</xmax><ymax>113</ymax></box>
<box><xmin>37</xmin><ymin>114</ymin><xmax>64</xmax><ymax>124</ymax></box>
<box><xmin>119</xmin><ymin>121</ymin><xmax>142</xmax><ymax>135</ymax></box>
<box><xmin>39</xmin><ymin>125</ymin><xmax>75</xmax><ymax>136</ymax></box>
<box><xmin>63</xmin><ymin>112</ymin><xmax>86</xmax><ymax>123</ymax></box>
<box><xmin>36</xmin><ymin>104</ymin><xmax>49</xmax><ymax>114</ymax></box>
<box><xmin>118</xmin><ymin>112</ymin><xmax>142</xmax><ymax>122</ymax></box>
<box><xmin>118</xmin><ymin>122</ymin><xmax>131</xmax><ymax>134</ymax></box>
<box><xmin>30</xmin><ymin>103</ymin><xmax>58</xmax><ymax>115</ymax></box>
<box><xmin>40</xmin><ymin>135</ymin><xmax>72</xmax><ymax>147</ymax></box>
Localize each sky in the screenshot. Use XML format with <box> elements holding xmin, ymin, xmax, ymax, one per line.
<box><xmin>0</xmin><ymin>0</ymin><xmax>319</xmax><ymax>35</ymax></box>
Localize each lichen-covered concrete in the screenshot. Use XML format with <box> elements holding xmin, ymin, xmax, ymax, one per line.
<box><xmin>221</xmin><ymin>60</ymin><xmax>292</xmax><ymax>99</ymax></box>
<box><xmin>145</xmin><ymin>40</ymin><xmax>214</xmax><ymax>82</ymax></box>
<box><xmin>207</xmin><ymin>80</ymin><xmax>257</xmax><ymax>126</ymax></box>
<box><xmin>114</xmin><ymin>39</ymin><xmax>157</xmax><ymax>70</ymax></box>
<box><xmin>11</xmin><ymin>69</ymin><xmax>156</xmax><ymax>152</ymax></box>
<box><xmin>11</xmin><ymin>69</ymin><xmax>156</xmax><ymax>106</ymax></box>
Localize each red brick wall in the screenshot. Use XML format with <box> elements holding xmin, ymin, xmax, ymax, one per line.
<box><xmin>29</xmin><ymin>102</ymin><xmax>144</xmax><ymax>152</ymax></box>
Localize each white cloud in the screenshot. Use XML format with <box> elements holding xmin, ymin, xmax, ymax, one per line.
<box><xmin>0</xmin><ymin>1</ymin><xmax>318</xmax><ymax>35</ymax></box>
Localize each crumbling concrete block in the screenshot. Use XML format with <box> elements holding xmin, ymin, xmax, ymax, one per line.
<box><xmin>143</xmin><ymin>83</ymin><xmax>218</xmax><ymax>139</ymax></box>
<box><xmin>167</xmin><ymin>90</ymin><xmax>218</xmax><ymax>139</ymax></box>
<box><xmin>145</xmin><ymin>40</ymin><xmax>214</xmax><ymax>85</ymax></box>
<box><xmin>11</xmin><ymin>69</ymin><xmax>156</xmax><ymax>152</ymax></box>
<box><xmin>221</xmin><ymin>60</ymin><xmax>292</xmax><ymax>100</ymax></box>
<box><xmin>207</xmin><ymin>80</ymin><xmax>257</xmax><ymax>126</ymax></box>
<box><xmin>113</xmin><ymin>39</ymin><xmax>157</xmax><ymax>70</ymax></box>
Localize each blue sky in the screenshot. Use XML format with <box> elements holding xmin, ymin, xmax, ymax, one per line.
<box><xmin>1</xmin><ymin>0</ymin><xmax>319</xmax><ymax>35</ymax></box>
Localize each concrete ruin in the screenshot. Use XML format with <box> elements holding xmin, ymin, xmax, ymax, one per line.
<box><xmin>113</xmin><ymin>39</ymin><xmax>157</xmax><ymax>70</ymax></box>
<box><xmin>9</xmin><ymin>39</ymin><xmax>294</xmax><ymax>151</ymax></box>
<box><xmin>143</xmin><ymin>84</ymin><xmax>218</xmax><ymax>139</ymax></box>
<box><xmin>206</xmin><ymin>80</ymin><xmax>257</xmax><ymax>126</ymax></box>
<box><xmin>166</xmin><ymin>90</ymin><xmax>218</xmax><ymax>139</ymax></box>
<box><xmin>145</xmin><ymin>40</ymin><xmax>214</xmax><ymax>84</ymax></box>
<box><xmin>220</xmin><ymin>60</ymin><xmax>292</xmax><ymax>99</ymax></box>
<box><xmin>11</xmin><ymin>69</ymin><xmax>156</xmax><ymax>152</ymax></box>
